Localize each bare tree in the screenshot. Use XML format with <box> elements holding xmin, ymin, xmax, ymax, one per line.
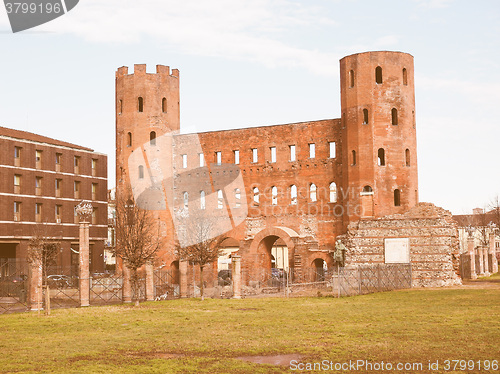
<box><xmin>489</xmin><ymin>195</ymin><xmax>500</xmax><ymax>228</ymax></box>
<box><xmin>27</xmin><ymin>223</ymin><xmax>60</xmax><ymax>281</ymax></box>
<box><xmin>175</xmin><ymin>210</ymin><xmax>222</xmax><ymax>301</ymax></box>
<box><xmin>114</xmin><ymin>193</ymin><xmax>161</xmax><ymax>306</ymax></box>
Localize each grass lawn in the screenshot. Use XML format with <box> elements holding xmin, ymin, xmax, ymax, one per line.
<box><xmin>0</xmin><ymin>286</ymin><xmax>499</xmax><ymax>373</ymax></box>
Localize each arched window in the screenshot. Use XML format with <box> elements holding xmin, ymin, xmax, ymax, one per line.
<box><xmin>363</xmin><ymin>108</ymin><xmax>369</xmax><ymax>124</ymax></box>
<box><xmin>138</xmin><ymin>165</ymin><xmax>144</xmax><ymax>179</ymax></box>
<box><xmin>138</xmin><ymin>97</ymin><xmax>144</xmax><ymax>112</ymax></box>
<box><xmin>217</xmin><ymin>189</ymin><xmax>223</xmax><ymax>209</ymax></box>
<box><xmin>200</xmin><ymin>191</ymin><xmax>206</xmax><ymax>210</ymax></box>
<box><xmin>290</xmin><ymin>185</ymin><xmax>297</xmax><ymax>205</ymax></box>
<box><xmin>253</xmin><ymin>187</ymin><xmax>259</xmax><ymax>204</ymax></box>
<box><xmin>329</xmin><ymin>182</ymin><xmax>337</xmax><ymax>203</ymax></box>
<box><xmin>271</xmin><ymin>186</ymin><xmax>278</xmax><ymax>205</ymax></box>
<box><xmin>183</xmin><ymin>191</ymin><xmax>188</xmax><ymax>209</ymax></box>
<box><xmin>119</xmin><ymin>100</ymin><xmax>123</xmax><ymax>114</ymax></box>
<box><xmin>375</xmin><ymin>66</ymin><xmax>383</xmax><ymax>84</ymax></box>
<box><xmin>235</xmin><ymin>188</ymin><xmax>241</xmax><ymax>208</ymax></box>
<box><xmin>378</xmin><ymin>148</ymin><xmax>385</xmax><ymax>166</ymax></box>
<box><xmin>162</xmin><ymin>97</ymin><xmax>167</xmax><ymax>113</ymax></box>
<box><xmin>363</xmin><ymin>185</ymin><xmax>373</xmax><ymax>193</ymax></box>
<box><xmin>310</xmin><ymin>183</ymin><xmax>317</xmax><ymax>202</ymax></box>
<box><xmin>127</xmin><ymin>132</ymin><xmax>132</xmax><ymax>147</ymax></box>
<box><xmin>150</xmin><ymin>131</ymin><xmax>157</xmax><ymax>146</ymax></box>
<box><xmin>352</xmin><ymin>150</ymin><xmax>357</xmax><ymax>166</ymax></box>
<box><xmin>349</xmin><ymin>69</ymin><xmax>355</xmax><ymax>88</ymax></box>
<box><xmin>394</xmin><ymin>189</ymin><xmax>401</xmax><ymax>206</ymax></box>
<box><xmin>392</xmin><ymin>108</ymin><xmax>398</xmax><ymax>126</ymax></box>
<box><xmin>405</xmin><ymin>149</ymin><xmax>410</xmax><ymax>166</ymax></box>
<box><xmin>402</xmin><ymin>68</ymin><xmax>408</xmax><ymax>86</ymax></box>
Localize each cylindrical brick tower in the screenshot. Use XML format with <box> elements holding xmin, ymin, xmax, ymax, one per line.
<box><xmin>340</xmin><ymin>51</ymin><xmax>418</xmax><ymax>227</ymax></box>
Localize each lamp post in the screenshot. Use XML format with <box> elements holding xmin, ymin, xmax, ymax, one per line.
<box><xmin>76</xmin><ymin>200</ymin><xmax>93</xmax><ymax>307</ymax></box>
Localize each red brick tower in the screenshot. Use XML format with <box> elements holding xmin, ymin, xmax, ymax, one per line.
<box><xmin>340</xmin><ymin>51</ymin><xmax>418</xmax><ymax>227</ymax></box>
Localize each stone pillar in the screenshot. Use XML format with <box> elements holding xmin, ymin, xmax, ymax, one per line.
<box><xmin>482</xmin><ymin>246</ymin><xmax>490</xmax><ymax>277</ymax></box>
<box><xmin>122</xmin><ymin>265</ymin><xmax>132</xmax><ymax>303</ymax></box>
<box><xmin>179</xmin><ymin>260</ymin><xmax>188</xmax><ymax>298</ymax></box>
<box><xmin>79</xmin><ymin>221</ymin><xmax>90</xmax><ymax>307</ymax></box>
<box><xmin>489</xmin><ymin>233</ymin><xmax>498</xmax><ymax>274</ymax></box>
<box><xmin>468</xmin><ymin>237</ymin><xmax>477</xmax><ymax>280</ymax></box>
<box><xmin>145</xmin><ymin>263</ymin><xmax>154</xmax><ymax>301</ymax></box>
<box><xmin>29</xmin><ymin>259</ymin><xmax>43</xmax><ymax>311</ymax></box>
<box><xmin>477</xmin><ymin>246</ymin><xmax>484</xmax><ymax>276</ymax></box>
<box><xmin>232</xmin><ymin>255</ymin><xmax>242</xmax><ymax>299</ymax></box>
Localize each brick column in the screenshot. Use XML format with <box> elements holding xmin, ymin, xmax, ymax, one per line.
<box><xmin>232</xmin><ymin>255</ymin><xmax>242</xmax><ymax>299</ymax></box>
<box><xmin>482</xmin><ymin>246</ymin><xmax>490</xmax><ymax>277</ymax></box>
<box><xmin>79</xmin><ymin>221</ymin><xmax>90</xmax><ymax>307</ymax></box>
<box><xmin>145</xmin><ymin>263</ymin><xmax>154</xmax><ymax>301</ymax></box>
<box><xmin>489</xmin><ymin>234</ymin><xmax>498</xmax><ymax>274</ymax></box>
<box><xmin>477</xmin><ymin>246</ymin><xmax>484</xmax><ymax>276</ymax></box>
<box><xmin>468</xmin><ymin>237</ymin><xmax>477</xmax><ymax>280</ymax></box>
<box><xmin>122</xmin><ymin>265</ymin><xmax>132</xmax><ymax>303</ymax></box>
<box><xmin>179</xmin><ymin>260</ymin><xmax>188</xmax><ymax>298</ymax></box>
<box><xmin>29</xmin><ymin>258</ymin><xmax>43</xmax><ymax>311</ymax></box>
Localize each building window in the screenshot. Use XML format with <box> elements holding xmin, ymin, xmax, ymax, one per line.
<box><xmin>392</xmin><ymin>108</ymin><xmax>398</xmax><ymax>126</ymax></box>
<box><xmin>289</xmin><ymin>145</ymin><xmax>296</xmax><ymax>162</ymax></box>
<box><xmin>375</xmin><ymin>66</ymin><xmax>383</xmax><ymax>84</ymax></box>
<box><xmin>35</xmin><ymin>177</ymin><xmax>43</xmax><ymax>196</ymax></box>
<box><xmin>309</xmin><ymin>143</ymin><xmax>315</xmax><ymax>159</ymax></box>
<box><xmin>200</xmin><ymin>191</ymin><xmax>206</xmax><ymax>210</ymax></box>
<box><xmin>402</xmin><ymin>68</ymin><xmax>408</xmax><ymax>86</ymax></box>
<box><xmin>55</xmin><ymin>179</ymin><xmax>62</xmax><ymax>197</ymax></box>
<box><xmin>14</xmin><ymin>146</ymin><xmax>21</xmax><ymax>167</ymax></box>
<box><xmin>330</xmin><ymin>182</ymin><xmax>337</xmax><ymax>203</ymax></box>
<box><xmin>253</xmin><ymin>187</ymin><xmax>259</xmax><ymax>205</ymax></box>
<box><xmin>329</xmin><ymin>142</ymin><xmax>336</xmax><ymax>158</ymax></box>
<box><xmin>14</xmin><ymin>174</ymin><xmax>21</xmax><ymax>194</ymax></box>
<box><xmin>234</xmin><ymin>150</ymin><xmax>239</xmax><ymax>165</ymax></box>
<box><xmin>150</xmin><ymin>131</ymin><xmax>157</xmax><ymax>146</ymax></box>
<box><xmin>138</xmin><ymin>97</ymin><xmax>144</xmax><ymax>112</ymax></box>
<box><xmin>363</xmin><ymin>109</ymin><xmax>369</xmax><ymax>124</ymax></box>
<box><xmin>310</xmin><ymin>183</ymin><xmax>317</xmax><ymax>202</ymax></box>
<box><xmin>199</xmin><ymin>153</ymin><xmax>205</xmax><ymax>167</ymax></box>
<box><xmin>74</xmin><ymin>156</ymin><xmax>80</xmax><ymax>174</ymax></box>
<box><xmin>378</xmin><ymin>148</ymin><xmax>385</xmax><ymax>166</ymax></box>
<box><xmin>271</xmin><ymin>186</ymin><xmax>278</xmax><ymax>205</ymax></box>
<box><xmin>182</xmin><ymin>154</ymin><xmax>187</xmax><ymax>169</ymax></box>
<box><xmin>92</xmin><ymin>183</ymin><xmax>98</xmax><ymax>200</ymax></box>
<box><xmin>55</xmin><ymin>153</ymin><xmax>62</xmax><ymax>172</ymax></box>
<box><xmin>91</xmin><ymin>159</ymin><xmax>97</xmax><ymax>177</ymax></box>
<box><xmin>217</xmin><ymin>189</ymin><xmax>223</xmax><ymax>209</ymax></box>
<box><xmin>92</xmin><ymin>208</ymin><xmax>97</xmax><ymax>225</ymax></box>
<box><xmin>394</xmin><ymin>189</ymin><xmax>401</xmax><ymax>206</ymax></box>
<box><xmin>138</xmin><ymin>165</ymin><xmax>144</xmax><ymax>179</ymax></box>
<box><xmin>352</xmin><ymin>150</ymin><xmax>357</xmax><ymax>166</ymax></box>
<box><xmin>235</xmin><ymin>188</ymin><xmax>241</xmax><ymax>208</ymax></box>
<box><xmin>183</xmin><ymin>192</ymin><xmax>188</xmax><ymax>209</ymax></box>
<box><xmin>252</xmin><ymin>148</ymin><xmax>258</xmax><ymax>163</ymax></box>
<box><xmin>405</xmin><ymin>149</ymin><xmax>410</xmax><ymax>166</ymax></box>
<box><xmin>118</xmin><ymin>99</ymin><xmax>123</xmax><ymax>114</ymax></box>
<box><xmin>127</xmin><ymin>132</ymin><xmax>132</xmax><ymax>147</ymax></box>
<box><xmin>349</xmin><ymin>69</ymin><xmax>354</xmax><ymax>88</ymax></box>
<box><xmin>36</xmin><ymin>150</ymin><xmax>42</xmax><ymax>169</ymax></box>
<box><xmin>363</xmin><ymin>185</ymin><xmax>373</xmax><ymax>193</ymax></box>
<box><xmin>35</xmin><ymin>203</ymin><xmax>42</xmax><ymax>223</ymax></box>
<box><xmin>14</xmin><ymin>202</ymin><xmax>21</xmax><ymax>222</ymax></box>
<box><xmin>270</xmin><ymin>147</ymin><xmax>276</xmax><ymax>163</ymax></box>
<box><xmin>290</xmin><ymin>185</ymin><xmax>297</xmax><ymax>205</ymax></box>
<box><xmin>74</xmin><ymin>206</ymin><xmax>79</xmax><ymax>224</ymax></box>
<box><xmin>162</xmin><ymin>97</ymin><xmax>167</xmax><ymax>113</ymax></box>
<box><xmin>55</xmin><ymin>205</ymin><xmax>62</xmax><ymax>223</ymax></box>
<box><xmin>216</xmin><ymin>151</ymin><xmax>222</xmax><ymax>165</ymax></box>
<box><xmin>74</xmin><ymin>181</ymin><xmax>81</xmax><ymax>199</ymax></box>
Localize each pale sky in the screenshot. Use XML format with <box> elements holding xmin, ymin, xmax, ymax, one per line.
<box><xmin>0</xmin><ymin>0</ymin><xmax>499</xmax><ymax>214</ymax></box>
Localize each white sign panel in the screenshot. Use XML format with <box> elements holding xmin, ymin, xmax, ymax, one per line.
<box><xmin>384</xmin><ymin>238</ymin><xmax>410</xmax><ymax>263</ymax></box>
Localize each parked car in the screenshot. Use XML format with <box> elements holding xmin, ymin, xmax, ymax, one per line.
<box><xmin>46</xmin><ymin>275</ymin><xmax>73</xmax><ymax>288</ymax></box>
<box><xmin>218</xmin><ymin>270</ymin><xmax>232</xmax><ymax>286</ymax></box>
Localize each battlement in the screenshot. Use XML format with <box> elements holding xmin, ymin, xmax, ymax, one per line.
<box><xmin>115</xmin><ymin>64</ymin><xmax>179</xmax><ymax>78</ymax></box>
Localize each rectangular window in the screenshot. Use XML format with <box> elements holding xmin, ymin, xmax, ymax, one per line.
<box><xmin>270</xmin><ymin>147</ymin><xmax>276</xmax><ymax>163</ymax></box>
<box><xmin>329</xmin><ymin>142</ymin><xmax>336</xmax><ymax>158</ymax></box>
<box><xmin>55</xmin><ymin>179</ymin><xmax>62</xmax><ymax>197</ymax></box>
<box><xmin>309</xmin><ymin>143</ymin><xmax>315</xmax><ymax>159</ymax></box>
<box><xmin>92</xmin><ymin>183</ymin><xmax>98</xmax><ymax>200</ymax></box>
<box><xmin>35</xmin><ymin>203</ymin><xmax>42</xmax><ymax>223</ymax></box>
<box><xmin>14</xmin><ymin>202</ymin><xmax>21</xmax><ymax>222</ymax></box>
<box><xmin>14</xmin><ymin>174</ymin><xmax>21</xmax><ymax>194</ymax></box>
<box><xmin>14</xmin><ymin>147</ymin><xmax>21</xmax><ymax>166</ymax></box>
<box><xmin>199</xmin><ymin>153</ymin><xmax>204</xmax><ymax>167</ymax></box>
<box><xmin>289</xmin><ymin>145</ymin><xmax>296</xmax><ymax>162</ymax></box>
<box><xmin>182</xmin><ymin>154</ymin><xmax>187</xmax><ymax>169</ymax></box>
<box><xmin>252</xmin><ymin>148</ymin><xmax>258</xmax><ymax>163</ymax></box>
<box><xmin>74</xmin><ymin>156</ymin><xmax>80</xmax><ymax>174</ymax></box>
<box><xmin>234</xmin><ymin>150</ymin><xmax>239</xmax><ymax>165</ymax></box>
<box><xmin>74</xmin><ymin>181</ymin><xmax>81</xmax><ymax>199</ymax></box>
<box><xmin>55</xmin><ymin>205</ymin><xmax>62</xmax><ymax>223</ymax></box>
<box><xmin>35</xmin><ymin>177</ymin><xmax>43</xmax><ymax>196</ymax></box>
<box><xmin>55</xmin><ymin>153</ymin><xmax>62</xmax><ymax>172</ymax></box>
<box><xmin>92</xmin><ymin>208</ymin><xmax>97</xmax><ymax>225</ymax></box>
<box><xmin>91</xmin><ymin>159</ymin><xmax>97</xmax><ymax>176</ymax></box>
<box><xmin>216</xmin><ymin>151</ymin><xmax>222</xmax><ymax>165</ymax></box>
<box><xmin>36</xmin><ymin>150</ymin><xmax>42</xmax><ymax>169</ymax></box>
<box><xmin>74</xmin><ymin>206</ymin><xmax>79</xmax><ymax>224</ymax></box>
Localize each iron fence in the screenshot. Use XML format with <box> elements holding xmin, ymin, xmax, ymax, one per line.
<box><xmin>0</xmin><ymin>259</ymin><xmax>29</xmax><ymax>314</ymax></box>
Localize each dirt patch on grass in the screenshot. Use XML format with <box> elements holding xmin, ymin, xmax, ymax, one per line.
<box><xmin>236</xmin><ymin>354</ymin><xmax>302</xmax><ymax>366</ymax></box>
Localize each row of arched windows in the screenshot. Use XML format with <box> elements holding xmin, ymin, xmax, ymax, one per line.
<box><xmin>352</xmin><ymin>148</ymin><xmax>411</xmax><ymax>167</ymax></box>
<box><xmin>118</xmin><ymin>97</ymin><xmax>168</xmax><ymax>114</ymax></box>
<box><xmin>348</xmin><ymin>66</ymin><xmax>408</xmax><ymax>88</ymax></box>
<box><xmin>361</xmin><ymin>108</ymin><xmax>398</xmax><ymax>126</ymax></box>
<box><xmin>362</xmin><ymin>185</ymin><xmax>401</xmax><ymax>207</ymax></box>
<box><xmin>126</xmin><ymin>131</ymin><xmax>156</xmax><ymax>147</ymax></box>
